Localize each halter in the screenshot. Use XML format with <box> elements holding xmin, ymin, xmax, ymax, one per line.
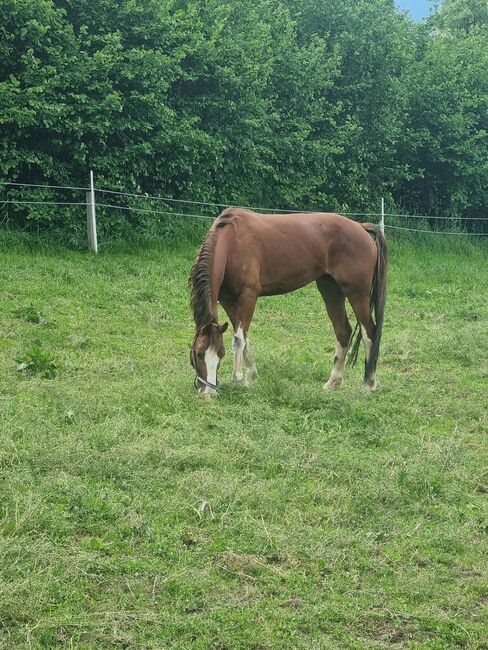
<box><xmin>190</xmin><ymin>348</ymin><xmax>219</xmax><ymax>392</ymax></box>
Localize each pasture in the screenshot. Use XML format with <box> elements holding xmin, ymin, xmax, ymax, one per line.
<box><xmin>0</xmin><ymin>232</ymin><xmax>487</xmax><ymax>649</ymax></box>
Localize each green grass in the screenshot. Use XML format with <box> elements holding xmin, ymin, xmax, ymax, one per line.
<box><xmin>0</xmin><ymin>232</ymin><xmax>487</xmax><ymax>649</ymax></box>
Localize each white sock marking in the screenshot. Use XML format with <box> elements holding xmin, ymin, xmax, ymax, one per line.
<box><xmin>244</xmin><ymin>336</ymin><xmax>257</xmax><ymax>383</ymax></box>
<box><xmin>233</xmin><ymin>325</ymin><xmax>245</xmax><ymax>382</ymax></box>
<box><xmin>360</xmin><ymin>324</ymin><xmax>376</xmax><ymax>390</ymax></box>
<box><xmin>360</xmin><ymin>325</ymin><xmax>373</xmax><ymax>364</ymax></box>
<box><xmin>324</xmin><ymin>339</ymin><xmax>347</xmax><ymax>390</ymax></box>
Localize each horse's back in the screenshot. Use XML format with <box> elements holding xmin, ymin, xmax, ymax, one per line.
<box><xmin>215</xmin><ymin>209</ymin><xmax>377</xmax><ymax>296</ymax></box>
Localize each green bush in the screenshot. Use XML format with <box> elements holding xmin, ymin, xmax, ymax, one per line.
<box><xmin>0</xmin><ymin>0</ymin><xmax>486</xmax><ymax>241</ymax></box>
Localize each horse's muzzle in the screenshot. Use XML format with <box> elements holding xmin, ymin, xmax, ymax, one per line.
<box><xmin>194</xmin><ymin>375</ymin><xmax>218</xmax><ymax>394</ymax></box>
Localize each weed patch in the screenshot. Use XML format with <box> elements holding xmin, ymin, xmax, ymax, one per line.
<box><xmin>13</xmin><ymin>305</ymin><xmax>55</xmax><ymax>327</ymax></box>
<box><xmin>15</xmin><ymin>346</ymin><xmax>58</xmax><ymax>378</ymax></box>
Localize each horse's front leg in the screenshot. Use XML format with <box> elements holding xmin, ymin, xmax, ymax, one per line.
<box><xmin>221</xmin><ymin>292</ymin><xmax>257</xmax><ymax>384</ymax></box>
<box><xmin>220</xmin><ymin>300</ymin><xmax>244</xmax><ymax>383</ymax></box>
<box><xmin>232</xmin><ymin>324</ymin><xmax>246</xmax><ymax>382</ymax></box>
<box><xmin>232</xmin><ymin>328</ymin><xmax>258</xmax><ymax>384</ymax></box>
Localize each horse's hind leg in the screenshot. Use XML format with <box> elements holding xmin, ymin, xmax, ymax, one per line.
<box><xmin>243</xmin><ymin>337</ymin><xmax>257</xmax><ymax>384</ymax></box>
<box><xmin>316</xmin><ymin>277</ymin><xmax>352</xmax><ymax>390</ymax></box>
<box><xmin>347</xmin><ymin>292</ymin><xmax>377</xmax><ymax>391</ymax></box>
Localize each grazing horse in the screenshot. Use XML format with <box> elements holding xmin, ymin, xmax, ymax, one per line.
<box><xmin>189</xmin><ymin>208</ymin><xmax>387</xmax><ymax>395</ymax></box>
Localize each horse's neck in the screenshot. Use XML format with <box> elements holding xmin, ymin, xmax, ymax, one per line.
<box><xmin>209</xmin><ymin>227</ymin><xmax>229</xmax><ymax>319</ymax></box>
<box><xmin>192</xmin><ymin>226</ymin><xmax>229</xmax><ymax>329</ymax></box>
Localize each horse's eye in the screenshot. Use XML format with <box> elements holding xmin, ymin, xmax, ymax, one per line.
<box><xmin>197</xmin><ymin>352</ymin><xmax>205</xmax><ymax>359</ymax></box>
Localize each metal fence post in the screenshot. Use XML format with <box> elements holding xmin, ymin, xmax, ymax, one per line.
<box><xmin>380</xmin><ymin>197</ymin><xmax>385</xmax><ymax>234</ymax></box>
<box><xmin>86</xmin><ymin>170</ymin><xmax>98</xmax><ymax>253</ymax></box>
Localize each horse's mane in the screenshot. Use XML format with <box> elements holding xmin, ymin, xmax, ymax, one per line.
<box><xmin>217</xmin><ymin>207</ymin><xmax>252</xmax><ymax>222</ymax></box>
<box><xmin>189</xmin><ymin>209</ymin><xmax>246</xmax><ymax>330</ymax></box>
<box><xmin>189</xmin><ymin>228</ymin><xmax>217</xmax><ymax>330</ymax></box>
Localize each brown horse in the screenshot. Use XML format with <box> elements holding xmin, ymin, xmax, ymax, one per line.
<box><xmin>189</xmin><ymin>208</ymin><xmax>387</xmax><ymax>395</ymax></box>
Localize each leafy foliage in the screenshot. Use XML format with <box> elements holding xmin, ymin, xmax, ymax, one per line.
<box><xmin>0</xmin><ymin>0</ymin><xmax>486</xmax><ymax>239</ymax></box>
<box><xmin>395</xmin><ymin>2</ymin><xmax>488</xmax><ymax>224</ymax></box>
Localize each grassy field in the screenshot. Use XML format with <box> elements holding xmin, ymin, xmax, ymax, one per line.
<box><xmin>0</xmin><ymin>231</ymin><xmax>487</xmax><ymax>649</ymax></box>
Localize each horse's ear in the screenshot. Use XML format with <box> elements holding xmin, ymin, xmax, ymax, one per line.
<box><xmin>201</xmin><ymin>322</ymin><xmax>228</xmax><ymax>336</ymax></box>
<box><xmin>200</xmin><ymin>323</ymin><xmax>213</xmax><ymax>336</ymax></box>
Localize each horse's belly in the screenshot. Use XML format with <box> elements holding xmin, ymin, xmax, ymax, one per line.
<box><xmin>259</xmin><ymin>263</ymin><xmax>325</xmax><ymax>296</ymax></box>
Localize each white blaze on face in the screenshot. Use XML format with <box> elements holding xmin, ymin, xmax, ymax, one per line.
<box><xmin>203</xmin><ymin>346</ymin><xmax>220</xmax><ymax>395</ymax></box>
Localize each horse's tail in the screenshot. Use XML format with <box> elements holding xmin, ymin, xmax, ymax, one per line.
<box><xmin>348</xmin><ymin>224</ymin><xmax>388</xmax><ymax>379</ymax></box>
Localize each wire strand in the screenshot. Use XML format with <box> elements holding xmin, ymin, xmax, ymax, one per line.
<box><xmin>0</xmin><ymin>181</ymin><xmax>89</xmax><ymax>191</ymax></box>
<box><xmin>386</xmin><ymin>212</ymin><xmax>487</xmax><ymax>221</ymax></box>
<box><xmin>95</xmin><ymin>187</ymin><xmax>308</xmax><ymax>213</ymax></box>
<box><xmin>5</xmin><ymin>200</ymin><xmax>87</xmax><ymax>206</ymax></box>
<box><xmin>96</xmin><ymin>203</ymin><xmax>215</xmax><ymax>221</ymax></box>
<box><xmin>97</xmin><ymin>202</ymin><xmax>376</xmax><ymax>221</ymax></box>
<box><xmin>2</xmin><ymin>179</ymin><xmax>487</xmax><ymax>230</ymax></box>
<box><xmin>95</xmin><ymin>186</ymin><xmax>380</xmax><ymax>217</ymax></box>
<box><xmin>385</xmin><ymin>224</ymin><xmax>488</xmax><ymax>235</ymax></box>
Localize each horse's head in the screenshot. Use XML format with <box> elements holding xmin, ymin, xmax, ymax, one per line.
<box><xmin>190</xmin><ymin>322</ymin><xmax>228</xmax><ymax>395</ymax></box>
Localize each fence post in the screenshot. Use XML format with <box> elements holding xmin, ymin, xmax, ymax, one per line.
<box><xmin>86</xmin><ymin>170</ymin><xmax>98</xmax><ymax>253</ymax></box>
<box><xmin>380</xmin><ymin>197</ymin><xmax>385</xmax><ymax>234</ymax></box>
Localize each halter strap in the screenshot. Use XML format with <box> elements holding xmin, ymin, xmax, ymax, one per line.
<box><xmin>194</xmin><ymin>375</ymin><xmax>218</xmax><ymax>392</ymax></box>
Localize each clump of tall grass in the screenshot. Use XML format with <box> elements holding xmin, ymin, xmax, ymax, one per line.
<box><xmin>16</xmin><ymin>346</ymin><xmax>58</xmax><ymax>378</ymax></box>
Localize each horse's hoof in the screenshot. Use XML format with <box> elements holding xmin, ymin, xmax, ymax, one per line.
<box><xmin>323</xmin><ymin>379</ymin><xmax>341</xmax><ymax>391</ymax></box>
<box><xmin>363</xmin><ymin>379</ymin><xmax>377</xmax><ymax>392</ymax></box>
